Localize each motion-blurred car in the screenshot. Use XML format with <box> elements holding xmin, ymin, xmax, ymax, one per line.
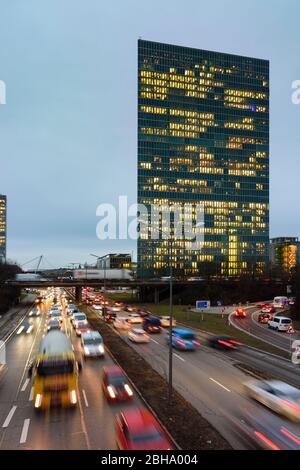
<box><xmin>81</xmin><ymin>331</ymin><xmax>104</xmax><ymax>358</ymax></box>
<box><xmin>207</xmin><ymin>335</ymin><xmax>241</xmax><ymax>351</ymax></box>
<box><xmin>116</xmin><ymin>407</ymin><xmax>174</xmax><ymax>450</ymax></box>
<box><xmin>258</xmin><ymin>312</ymin><xmax>273</xmax><ymax>324</ymax></box>
<box><xmin>159</xmin><ymin>316</ymin><xmax>177</xmax><ymax>328</ymax></box>
<box><xmin>29</xmin><ymin>307</ymin><xmax>40</xmax><ymax>317</ymax></box>
<box><xmin>142</xmin><ymin>316</ymin><xmax>162</xmax><ymax>333</ymax></box>
<box><xmin>127</xmin><ymin>313</ymin><xmax>142</xmax><ymax>324</ymax></box>
<box><xmin>47</xmin><ymin>319</ymin><xmax>62</xmax><ymax>332</ymax></box>
<box><xmin>261</xmin><ymin>305</ymin><xmax>275</xmax><ymax>314</ymax></box>
<box><xmin>75</xmin><ymin>321</ymin><xmax>90</xmax><ymax>337</ymax></box>
<box><xmin>128</xmin><ymin>328</ymin><xmax>150</xmax><ymax>343</ymax></box>
<box><xmin>113</xmin><ymin>318</ymin><xmax>130</xmax><ymax>331</ymax></box>
<box><xmin>72</xmin><ymin>313</ymin><xmax>88</xmax><ymax>329</ymax></box>
<box><xmin>124</xmin><ymin>305</ymin><xmax>135</xmax><ymax>313</ymax></box>
<box><xmin>168</xmin><ymin>328</ymin><xmax>200</xmax><ymax>351</ymax></box>
<box><xmin>234</xmin><ymin>308</ymin><xmax>247</xmax><ymax>318</ymax></box>
<box><xmin>231</xmin><ymin>409</ymin><xmax>299</xmax><ymax>450</ymax></box>
<box><xmin>104</xmin><ymin>311</ymin><xmax>117</xmax><ymax>324</ymax></box>
<box><xmin>16</xmin><ymin>320</ymin><xmax>34</xmax><ymax>335</ymax></box>
<box><xmin>102</xmin><ymin>366</ymin><xmax>133</xmax><ymax>401</ymax></box>
<box><xmin>49</xmin><ymin>310</ymin><xmax>63</xmax><ymax>322</ymax></box>
<box><xmin>244</xmin><ymin>380</ymin><xmax>300</xmax><ymax>422</ymax></box>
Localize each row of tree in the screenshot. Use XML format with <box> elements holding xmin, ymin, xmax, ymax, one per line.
<box><xmin>0</xmin><ymin>262</ymin><xmax>22</xmax><ymax>315</ymax></box>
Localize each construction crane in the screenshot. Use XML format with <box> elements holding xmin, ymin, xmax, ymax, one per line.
<box><xmin>21</xmin><ymin>255</ymin><xmax>43</xmax><ymax>274</ymax></box>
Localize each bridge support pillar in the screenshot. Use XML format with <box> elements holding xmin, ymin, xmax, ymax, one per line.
<box><xmin>75</xmin><ymin>286</ymin><xmax>82</xmax><ymax>302</ymax></box>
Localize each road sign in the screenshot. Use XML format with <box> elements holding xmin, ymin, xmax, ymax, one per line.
<box><xmin>196</xmin><ymin>300</ymin><xmax>211</xmax><ymax>310</ymax></box>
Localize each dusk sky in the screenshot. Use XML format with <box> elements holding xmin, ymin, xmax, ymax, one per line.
<box><xmin>0</xmin><ymin>0</ymin><xmax>299</xmax><ymax>268</ymax></box>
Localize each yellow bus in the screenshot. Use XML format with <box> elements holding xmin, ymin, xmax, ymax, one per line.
<box><xmin>29</xmin><ymin>331</ymin><xmax>81</xmax><ymax>410</ymax></box>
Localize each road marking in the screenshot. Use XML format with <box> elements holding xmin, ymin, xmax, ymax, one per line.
<box><xmin>29</xmin><ymin>387</ymin><xmax>34</xmax><ymax>401</ymax></box>
<box><xmin>82</xmin><ymin>389</ymin><xmax>89</xmax><ymax>407</ymax></box>
<box><xmin>2</xmin><ymin>406</ymin><xmax>17</xmax><ymax>428</ymax></box>
<box><xmin>150</xmin><ymin>338</ymin><xmax>159</xmax><ymax>345</ymax></box>
<box><xmin>20</xmin><ymin>419</ymin><xmax>30</xmax><ymax>444</ymax></box>
<box><xmin>174</xmin><ymin>353</ymin><xmax>185</xmax><ymax>362</ymax></box>
<box><xmin>21</xmin><ymin>378</ymin><xmax>30</xmax><ymax>392</ymax></box>
<box><xmin>209</xmin><ymin>377</ymin><xmax>231</xmax><ymax>392</ymax></box>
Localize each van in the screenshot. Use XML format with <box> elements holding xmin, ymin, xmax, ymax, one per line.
<box><xmin>268</xmin><ymin>316</ymin><xmax>292</xmax><ymax>332</ymax></box>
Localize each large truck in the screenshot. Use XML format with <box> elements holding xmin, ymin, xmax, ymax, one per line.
<box><xmin>15</xmin><ymin>273</ymin><xmax>48</xmax><ymax>281</ymax></box>
<box><xmin>72</xmin><ymin>269</ymin><xmax>133</xmax><ymax>281</ymax></box>
<box><xmin>29</xmin><ymin>331</ymin><xmax>81</xmax><ymax>409</ymax></box>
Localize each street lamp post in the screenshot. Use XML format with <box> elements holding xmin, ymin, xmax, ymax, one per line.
<box><xmin>168</xmin><ymin>236</ymin><xmax>173</xmax><ymax>405</ymax></box>
<box><xmin>140</xmin><ymin>219</ymin><xmax>175</xmax><ymax>405</ymax></box>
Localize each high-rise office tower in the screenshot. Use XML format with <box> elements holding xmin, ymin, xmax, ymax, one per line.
<box><xmin>137</xmin><ymin>40</ymin><xmax>269</xmax><ymax>278</ymax></box>
<box><xmin>0</xmin><ymin>195</ymin><xmax>6</xmax><ymax>263</ymax></box>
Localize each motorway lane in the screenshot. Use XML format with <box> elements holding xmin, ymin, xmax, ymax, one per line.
<box><xmin>230</xmin><ymin>307</ymin><xmax>300</xmax><ymax>353</ymax></box>
<box><xmin>99</xmin><ymin>308</ymin><xmax>300</xmax><ymax>450</ymax></box>
<box><xmin>0</xmin><ymin>297</ymin><xmax>142</xmax><ymax>450</ymax></box>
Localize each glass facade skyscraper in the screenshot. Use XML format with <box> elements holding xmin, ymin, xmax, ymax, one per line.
<box><xmin>0</xmin><ymin>195</ymin><xmax>6</xmax><ymax>263</ymax></box>
<box><xmin>137</xmin><ymin>40</ymin><xmax>269</xmax><ymax>278</ymax></box>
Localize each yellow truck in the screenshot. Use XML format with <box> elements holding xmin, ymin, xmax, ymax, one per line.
<box><xmin>29</xmin><ymin>331</ymin><xmax>81</xmax><ymax>410</ymax></box>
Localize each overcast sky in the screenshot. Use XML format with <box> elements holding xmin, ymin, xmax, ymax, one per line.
<box><xmin>0</xmin><ymin>0</ymin><xmax>299</xmax><ymax>269</ymax></box>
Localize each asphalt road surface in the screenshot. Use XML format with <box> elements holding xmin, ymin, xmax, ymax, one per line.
<box><xmin>0</xmin><ymin>298</ymin><xmax>142</xmax><ymax>450</ymax></box>
<box><xmin>99</xmin><ymin>306</ymin><xmax>300</xmax><ymax>450</ymax></box>
<box><xmin>230</xmin><ymin>307</ymin><xmax>300</xmax><ymax>353</ymax></box>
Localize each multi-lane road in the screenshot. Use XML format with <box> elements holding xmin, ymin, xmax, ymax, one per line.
<box><xmin>2</xmin><ymin>293</ymin><xmax>300</xmax><ymax>450</ymax></box>
<box><xmin>100</xmin><ymin>305</ymin><xmax>300</xmax><ymax>450</ymax></box>
<box><xmin>230</xmin><ymin>306</ymin><xmax>300</xmax><ymax>353</ymax></box>
<box><xmin>0</xmin><ymin>297</ymin><xmax>143</xmax><ymax>450</ymax></box>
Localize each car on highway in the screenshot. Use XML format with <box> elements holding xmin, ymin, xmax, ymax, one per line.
<box><xmin>47</xmin><ymin>319</ymin><xmax>62</xmax><ymax>332</ymax></box>
<box><xmin>207</xmin><ymin>335</ymin><xmax>241</xmax><ymax>351</ymax></box>
<box><xmin>127</xmin><ymin>313</ymin><xmax>143</xmax><ymax>324</ymax></box>
<box><xmin>72</xmin><ymin>312</ymin><xmax>88</xmax><ymax>329</ymax></box>
<box><xmin>113</xmin><ymin>318</ymin><xmax>130</xmax><ymax>331</ymax></box>
<box><xmin>116</xmin><ymin>407</ymin><xmax>174</xmax><ymax>450</ymax></box>
<box><xmin>168</xmin><ymin>328</ymin><xmax>200</xmax><ymax>351</ymax></box>
<box><xmin>268</xmin><ymin>316</ymin><xmax>292</xmax><ymax>332</ymax></box>
<box><xmin>29</xmin><ymin>307</ymin><xmax>40</xmax><ymax>317</ymax></box>
<box><xmin>234</xmin><ymin>308</ymin><xmax>247</xmax><ymax>318</ymax></box>
<box><xmin>16</xmin><ymin>320</ymin><xmax>34</xmax><ymax>335</ymax></box>
<box><xmin>104</xmin><ymin>310</ymin><xmax>117</xmax><ymax>324</ymax></box>
<box><xmin>102</xmin><ymin>366</ymin><xmax>133</xmax><ymax>401</ymax></box>
<box><xmin>142</xmin><ymin>316</ymin><xmax>162</xmax><ymax>334</ymax></box>
<box><xmin>244</xmin><ymin>380</ymin><xmax>300</xmax><ymax>422</ymax></box>
<box><xmin>124</xmin><ymin>305</ymin><xmax>136</xmax><ymax>313</ymax></box>
<box><xmin>261</xmin><ymin>305</ymin><xmax>275</xmax><ymax>314</ymax></box>
<box><xmin>128</xmin><ymin>328</ymin><xmax>150</xmax><ymax>343</ymax></box>
<box><xmin>159</xmin><ymin>316</ymin><xmax>177</xmax><ymax>328</ymax></box>
<box><xmin>93</xmin><ymin>301</ymin><xmax>102</xmax><ymax>311</ymax></box>
<box><xmin>258</xmin><ymin>312</ymin><xmax>273</xmax><ymax>324</ymax></box>
<box><xmin>75</xmin><ymin>321</ymin><xmax>91</xmax><ymax>337</ymax></box>
<box><xmin>81</xmin><ymin>331</ymin><xmax>104</xmax><ymax>358</ymax></box>
<box><xmin>49</xmin><ymin>310</ymin><xmax>63</xmax><ymax>321</ymax></box>
<box><xmin>111</xmin><ymin>304</ymin><xmax>122</xmax><ymax>312</ymax></box>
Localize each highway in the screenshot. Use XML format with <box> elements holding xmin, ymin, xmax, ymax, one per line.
<box><xmin>0</xmin><ymin>297</ymin><xmax>143</xmax><ymax>450</ymax></box>
<box><xmin>98</xmin><ymin>305</ymin><xmax>300</xmax><ymax>450</ymax></box>
<box><xmin>230</xmin><ymin>307</ymin><xmax>300</xmax><ymax>353</ymax></box>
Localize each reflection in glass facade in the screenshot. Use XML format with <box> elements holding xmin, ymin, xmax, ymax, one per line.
<box><xmin>0</xmin><ymin>195</ymin><xmax>6</xmax><ymax>263</ymax></box>
<box><xmin>137</xmin><ymin>40</ymin><xmax>269</xmax><ymax>278</ymax></box>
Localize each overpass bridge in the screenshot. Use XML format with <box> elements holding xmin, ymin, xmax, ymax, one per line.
<box><xmin>6</xmin><ymin>278</ymin><xmax>197</xmax><ymax>303</ymax></box>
